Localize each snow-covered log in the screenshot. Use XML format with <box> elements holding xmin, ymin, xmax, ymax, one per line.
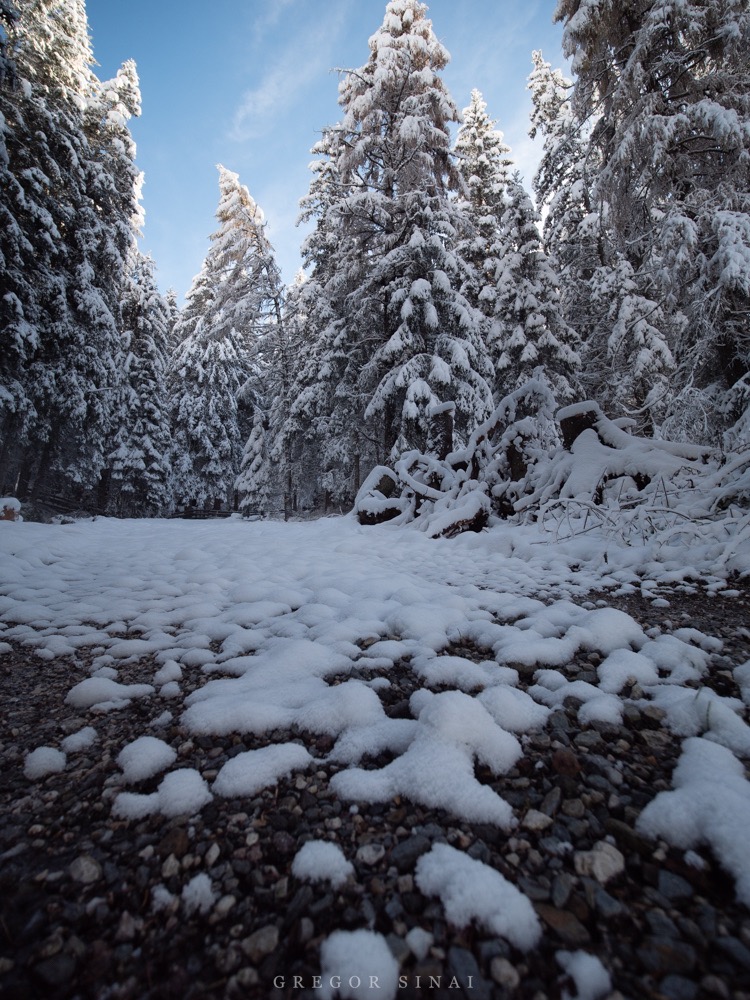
<box><xmin>354</xmin><ymin>383</ymin><xmax>735</xmax><ymax>538</ymax></box>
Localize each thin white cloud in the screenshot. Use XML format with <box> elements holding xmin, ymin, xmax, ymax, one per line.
<box><xmin>230</xmin><ymin>2</ymin><xmax>350</xmax><ymax>142</ymax></box>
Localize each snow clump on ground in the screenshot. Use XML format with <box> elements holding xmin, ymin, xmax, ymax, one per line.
<box><xmin>292</xmin><ymin>840</ymin><xmax>354</xmax><ymax>889</ymax></box>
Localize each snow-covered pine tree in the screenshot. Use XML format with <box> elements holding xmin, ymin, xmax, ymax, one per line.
<box><xmin>528</xmin><ymin>50</ymin><xmax>598</xmax><ymax>330</ymax></box>
<box><xmin>278</xmin><ymin>125</ymin><xmax>368</xmax><ymax>510</ymax></box>
<box><xmin>334</xmin><ymin>0</ymin><xmax>494</xmax><ymax>459</ymax></box>
<box><xmin>454</xmin><ymin>88</ymin><xmax>513</xmax><ymax>320</ymax></box>
<box><xmin>493</xmin><ymin>174</ymin><xmax>581</xmax><ymax>404</ymax></box>
<box><xmin>164</xmin><ymin>288</ymin><xmax>181</xmax><ymax>350</ymax></box>
<box><xmin>169</xmin><ymin>166</ymin><xmax>281</xmax><ymax>509</ymax></box>
<box><xmin>235</xmin><ymin>408</ymin><xmax>269</xmax><ymax>515</ymax></box>
<box><xmin>527</xmin><ymin>49</ymin><xmax>675</xmax><ymax>431</ymax></box>
<box><xmin>168</xmin><ymin>317</ymin><xmax>247</xmax><ymax>510</ymax></box>
<box><xmin>0</xmin><ymin>0</ymin><xmax>126</xmax><ymax>500</ymax></box>
<box><xmin>555</xmin><ymin>0</ymin><xmax>750</xmax><ymax>443</ymax></box>
<box><xmin>108</xmin><ymin>251</ymin><xmax>172</xmax><ymax>515</ymax></box>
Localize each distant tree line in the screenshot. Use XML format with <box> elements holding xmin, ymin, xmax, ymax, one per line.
<box><xmin>1</xmin><ymin>0</ymin><xmax>748</xmax><ymax>518</ymax></box>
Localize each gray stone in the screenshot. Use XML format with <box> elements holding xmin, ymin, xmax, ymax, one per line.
<box><xmin>357</xmin><ymin>843</ymin><xmax>385</xmax><ymax>865</ymax></box>
<box><xmin>646</xmin><ymin>910</ymin><xmax>680</xmax><ymax>939</ymax></box>
<box><xmin>717</xmin><ymin>936</ymin><xmax>750</xmax><ymax>971</ymax></box>
<box><xmin>637</xmin><ymin>939</ymin><xmax>696</xmax><ymax>975</ymax></box>
<box><xmin>241</xmin><ymin>924</ymin><xmax>279</xmax><ymax>963</ymax></box>
<box><xmin>540</xmin><ymin>786</ymin><xmax>562</xmax><ymax>816</ymax></box>
<box><xmin>390</xmin><ymin>833</ymin><xmax>430</xmax><ymax>875</ymax></box>
<box><xmin>34</xmin><ymin>954</ymin><xmax>76</xmax><ymax>987</ymax></box>
<box><xmin>594</xmin><ymin>886</ymin><xmax>626</xmax><ymax>920</ymax></box>
<box><xmin>491</xmin><ymin>957</ymin><xmax>520</xmax><ymax>990</ymax></box>
<box><xmin>552</xmin><ymin>873</ymin><xmax>576</xmax><ymax>909</ymax></box>
<box><xmin>448</xmin><ymin>947</ymin><xmax>490</xmax><ymax>1000</ymax></box>
<box><xmin>535</xmin><ymin>904</ymin><xmax>591</xmax><ymax>946</ymax></box>
<box><xmin>659</xmin><ymin>975</ymin><xmax>698</xmax><ymax>1000</ymax></box>
<box><xmin>574</xmin><ymin>841</ymin><xmax>625</xmax><ymax>884</ymax></box>
<box><xmin>523</xmin><ymin>808</ymin><xmax>554</xmax><ymax>832</ymax></box>
<box><xmin>658</xmin><ymin>871</ymin><xmax>693</xmax><ymax>902</ymax></box>
<box><xmin>69</xmin><ymin>854</ymin><xmax>102</xmax><ymax>885</ymax></box>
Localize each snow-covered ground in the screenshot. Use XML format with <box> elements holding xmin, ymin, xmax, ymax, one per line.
<box><xmin>2</xmin><ymin>512</ymin><xmax>750</xmax><ymax>996</ymax></box>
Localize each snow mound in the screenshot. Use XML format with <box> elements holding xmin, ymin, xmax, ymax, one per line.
<box><xmin>213</xmin><ymin>743</ymin><xmax>313</xmax><ymax>798</ymax></box>
<box><xmin>116</xmin><ymin>736</ymin><xmax>177</xmax><ymax>783</ymax></box>
<box><xmin>292</xmin><ymin>840</ymin><xmax>354</xmax><ymax>889</ymax></box>
<box><xmin>415</xmin><ymin>843</ymin><xmax>542</xmax><ymax>950</ymax></box>
<box><xmin>331</xmin><ymin>690</ymin><xmax>520</xmax><ymax>827</ymax></box>
<box><xmin>318</xmin><ymin>929</ymin><xmax>400</xmax><ymax>1000</ymax></box>
<box><xmin>66</xmin><ymin>676</ymin><xmax>154</xmax><ymax>710</ymax></box>
<box><xmin>113</xmin><ymin>768</ymin><xmax>213</xmax><ymax>820</ymax></box>
<box><xmin>61</xmin><ymin>726</ymin><xmax>98</xmax><ymax>753</ymax></box>
<box><xmin>637</xmin><ymin>737</ymin><xmax>750</xmax><ymax>905</ymax></box>
<box><xmin>181</xmin><ymin>873</ymin><xmax>216</xmax><ymax>915</ymax></box>
<box><xmin>556</xmin><ymin>950</ymin><xmax>612</xmax><ymax>1000</ymax></box>
<box><xmin>24</xmin><ymin>746</ymin><xmax>66</xmax><ymax>780</ymax></box>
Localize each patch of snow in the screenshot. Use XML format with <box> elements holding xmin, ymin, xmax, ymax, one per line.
<box><xmin>116</xmin><ymin>736</ymin><xmax>177</xmax><ymax>783</ymax></box>
<box><xmin>415</xmin><ymin>843</ymin><xmax>541</xmax><ymax>950</ymax></box>
<box><xmin>113</xmin><ymin>768</ymin><xmax>213</xmax><ymax>820</ymax></box>
<box><xmin>637</xmin><ymin>737</ymin><xmax>750</xmax><ymax>905</ymax></box>
<box><xmin>61</xmin><ymin>726</ymin><xmax>98</xmax><ymax>753</ymax></box>
<box><xmin>66</xmin><ymin>676</ymin><xmax>154</xmax><ymax>710</ymax></box>
<box><xmin>213</xmin><ymin>743</ymin><xmax>313</xmax><ymax>798</ymax></box>
<box><xmin>556</xmin><ymin>950</ymin><xmax>612</xmax><ymax>1000</ymax></box>
<box><xmin>24</xmin><ymin>746</ymin><xmax>66</xmax><ymax>780</ymax></box>
<box><xmin>318</xmin><ymin>929</ymin><xmax>400</xmax><ymax>1000</ymax></box>
<box><xmin>292</xmin><ymin>840</ymin><xmax>354</xmax><ymax>889</ymax></box>
<box><xmin>181</xmin><ymin>873</ymin><xmax>216</xmax><ymax>915</ymax></box>
<box><xmin>151</xmin><ymin>884</ymin><xmax>177</xmax><ymax>912</ymax></box>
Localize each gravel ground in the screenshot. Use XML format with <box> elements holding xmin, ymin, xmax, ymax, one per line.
<box><xmin>2</xmin><ymin>588</ymin><xmax>750</xmax><ymax>1000</ymax></box>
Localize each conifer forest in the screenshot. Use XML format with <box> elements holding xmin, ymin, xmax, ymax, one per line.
<box><xmin>1</xmin><ymin>0</ymin><xmax>749</xmax><ymax>523</ymax></box>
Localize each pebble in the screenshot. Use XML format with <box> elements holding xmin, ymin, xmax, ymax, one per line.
<box><xmin>716</xmin><ymin>936</ymin><xmax>750</xmax><ymax>970</ymax></box>
<box><xmin>356</xmin><ymin>843</ymin><xmax>386</xmax><ymax>865</ymax></box>
<box><xmin>448</xmin><ymin>948</ymin><xmax>490</xmax><ymax>1000</ymax></box>
<box><xmin>34</xmin><ymin>954</ymin><xmax>76</xmax><ymax>987</ymax></box>
<box><xmin>390</xmin><ymin>834</ymin><xmax>431</xmax><ymax>872</ymax></box>
<box><xmin>240</xmin><ymin>924</ymin><xmax>279</xmax><ymax>963</ymax></box>
<box><xmin>659</xmin><ymin>975</ymin><xmax>699</xmax><ymax>1000</ymax></box>
<box><xmin>637</xmin><ymin>938</ymin><xmax>697</xmax><ymax>975</ymax></box>
<box><xmin>551</xmin><ymin>747</ymin><xmax>581</xmax><ymax>776</ymax></box>
<box><xmin>535</xmin><ymin>904</ymin><xmax>591</xmax><ymax>946</ymax></box>
<box><xmin>161</xmin><ymin>853</ymin><xmax>181</xmax><ymax>878</ymax></box>
<box><xmin>523</xmin><ymin>808</ymin><xmax>554</xmax><ymax>832</ymax></box>
<box><xmin>69</xmin><ymin>854</ymin><xmax>102</xmax><ymax>884</ymax></box>
<box><xmin>574</xmin><ymin>841</ymin><xmax>625</xmax><ymax>884</ymax></box>
<box><xmin>205</xmin><ymin>842</ymin><xmax>221</xmax><ymax>867</ymax></box>
<box><xmin>552</xmin><ymin>873</ymin><xmax>576</xmax><ymax>909</ymax></box>
<box><xmin>491</xmin><ymin>956</ymin><xmax>520</xmax><ymax>990</ymax></box>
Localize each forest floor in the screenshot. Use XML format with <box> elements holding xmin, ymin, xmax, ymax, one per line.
<box><xmin>2</xmin><ymin>517</ymin><xmax>750</xmax><ymax>1000</ymax></box>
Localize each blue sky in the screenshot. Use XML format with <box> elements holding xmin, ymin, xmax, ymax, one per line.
<box><xmin>85</xmin><ymin>0</ymin><xmax>568</xmax><ymax>301</ymax></box>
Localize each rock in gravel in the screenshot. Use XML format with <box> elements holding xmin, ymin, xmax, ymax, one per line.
<box><xmin>637</xmin><ymin>938</ymin><xmax>697</xmax><ymax>976</ymax></box>
<box><xmin>535</xmin><ymin>904</ymin><xmax>591</xmax><ymax>946</ymax></box>
<box><xmin>390</xmin><ymin>834</ymin><xmax>431</xmax><ymax>873</ymax></box>
<box><xmin>159</xmin><ymin>827</ymin><xmax>190</xmax><ymax>858</ymax></box>
<box><xmin>523</xmin><ymin>808</ymin><xmax>554</xmax><ymax>832</ymax></box>
<box><xmin>552</xmin><ymin>873</ymin><xmax>576</xmax><ymax>909</ymax></box>
<box><xmin>660</xmin><ymin>975</ymin><xmax>699</xmax><ymax>1000</ymax></box>
<box><xmin>551</xmin><ymin>747</ymin><xmax>581</xmax><ymax>776</ymax></box>
<box><xmin>491</xmin><ymin>957</ymin><xmax>520</xmax><ymax>990</ymax></box>
<box><xmin>69</xmin><ymin>854</ymin><xmax>102</xmax><ymax>885</ymax></box>
<box><xmin>716</xmin><ymin>936</ymin><xmax>750</xmax><ymax>970</ymax></box>
<box><xmin>574</xmin><ymin>841</ymin><xmax>625</xmax><ymax>884</ymax></box>
<box><xmin>448</xmin><ymin>948</ymin><xmax>490</xmax><ymax>1000</ymax></box>
<box><xmin>658</xmin><ymin>870</ymin><xmax>693</xmax><ymax>902</ymax></box>
<box><xmin>241</xmin><ymin>924</ymin><xmax>279</xmax><ymax>963</ymax></box>
<box><xmin>356</xmin><ymin>843</ymin><xmax>385</xmax><ymax>865</ymax></box>
<box><xmin>34</xmin><ymin>954</ymin><xmax>77</xmax><ymax>988</ymax></box>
